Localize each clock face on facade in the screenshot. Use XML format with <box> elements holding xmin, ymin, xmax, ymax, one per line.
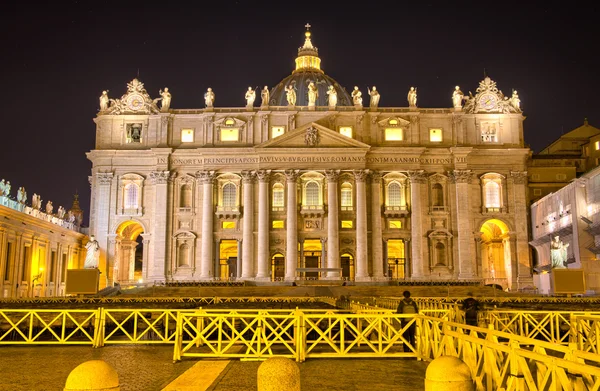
<box><xmin>478</xmin><ymin>93</ymin><xmax>498</xmax><ymax>111</ymax></box>
<box><xmin>126</xmin><ymin>94</ymin><xmax>145</xmax><ymax>111</ymax></box>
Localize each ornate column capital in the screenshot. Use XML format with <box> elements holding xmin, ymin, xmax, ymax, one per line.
<box><xmin>195</xmin><ymin>170</ymin><xmax>216</xmax><ymax>184</ymax></box>
<box><xmin>241</xmin><ymin>170</ymin><xmax>256</xmax><ymax>184</ymax></box>
<box><xmin>370</xmin><ymin>170</ymin><xmax>382</xmax><ymax>183</ymax></box>
<box><xmin>353</xmin><ymin>169</ymin><xmax>369</xmax><ymax>182</ymax></box>
<box><xmin>448</xmin><ymin>169</ymin><xmax>473</xmax><ymax>184</ymax></box>
<box><xmin>256</xmin><ymin>169</ymin><xmax>272</xmax><ymax>182</ymax></box>
<box><xmin>96</xmin><ymin>172</ymin><xmax>114</xmax><ymax>185</ymax></box>
<box><xmin>324</xmin><ymin>169</ymin><xmax>340</xmax><ymax>182</ymax></box>
<box><xmin>284</xmin><ymin>169</ymin><xmax>300</xmax><ymax>182</ymax></box>
<box><xmin>510</xmin><ymin>171</ymin><xmax>528</xmax><ymax>184</ymax></box>
<box><xmin>407</xmin><ymin>170</ymin><xmax>427</xmax><ymax>184</ymax></box>
<box><xmin>149</xmin><ymin>170</ymin><xmax>171</xmax><ymax>185</ymax></box>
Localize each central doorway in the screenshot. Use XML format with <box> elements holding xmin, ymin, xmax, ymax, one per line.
<box><xmin>219</xmin><ymin>240</ymin><xmax>238</xmax><ymax>279</ymax></box>
<box><xmin>302</xmin><ymin>239</ymin><xmax>322</xmax><ymax>279</ymax></box>
<box><xmin>387</xmin><ymin>239</ymin><xmax>405</xmax><ymax>279</ymax></box>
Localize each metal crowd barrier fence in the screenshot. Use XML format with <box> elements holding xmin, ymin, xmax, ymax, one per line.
<box><xmin>418</xmin><ymin>315</ymin><xmax>600</xmax><ymax>390</ymax></box>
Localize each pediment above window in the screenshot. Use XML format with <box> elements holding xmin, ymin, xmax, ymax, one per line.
<box><xmin>213</xmin><ymin>116</ymin><xmax>246</xmax><ymax>128</ymax></box>
<box><xmin>428</xmin><ymin>229</ymin><xmax>453</xmax><ymax>239</ymax></box>
<box><xmin>377</xmin><ymin>116</ymin><xmax>410</xmax><ymax>127</ymax></box>
<box><xmin>428</xmin><ymin>173</ymin><xmax>448</xmax><ymax>184</ymax></box>
<box><xmin>174</xmin><ymin>231</ymin><xmax>197</xmax><ymax>240</ymax></box>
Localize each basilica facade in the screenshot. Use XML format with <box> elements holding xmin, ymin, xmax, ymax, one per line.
<box><xmin>88</xmin><ymin>28</ymin><xmax>533</xmax><ymax>290</ymax></box>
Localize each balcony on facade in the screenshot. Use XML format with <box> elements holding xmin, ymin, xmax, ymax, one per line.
<box><xmin>300</xmin><ymin>204</ymin><xmax>326</xmax><ymax>218</ymax></box>
<box><xmin>384</xmin><ymin>205</ymin><xmax>409</xmax><ymax>217</ymax></box>
<box><xmin>216</xmin><ymin>205</ymin><xmax>241</xmax><ymax>219</ymax></box>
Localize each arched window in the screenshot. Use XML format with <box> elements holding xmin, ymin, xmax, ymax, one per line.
<box><xmin>223</xmin><ymin>183</ymin><xmax>237</xmax><ymax>208</ymax></box>
<box><xmin>178</xmin><ymin>243</ymin><xmax>190</xmax><ymax>267</ymax></box>
<box><xmin>124</xmin><ymin>183</ymin><xmax>139</xmax><ymax>209</ymax></box>
<box><xmin>387</xmin><ymin>182</ymin><xmax>403</xmax><ymax>206</ymax></box>
<box><xmin>180</xmin><ymin>184</ymin><xmax>192</xmax><ymax>208</ymax></box>
<box><xmin>435</xmin><ymin>242</ymin><xmax>446</xmax><ymax>266</ymax></box>
<box><xmin>305</xmin><ymin>181</ymin><xmax>320</xmax><ymax>206</ymax></box>
<box><xmin>485</xmin><ymin>181</ymin><xmax>500</xmax><ymax>208</ymax></box>
<box><xmin>341</xmin><ymin>182</ymin><xmax>353</xmax><ymax>210</ymax></box>
<box><xmin>432</xmin><ymin>183</ymin><xmax>444</xmax><ymax>206</ymax></box>
<box><xmin>272</xmin><ymin>183</ymin><xmax>284</xmax><ymax>210</ymax></box>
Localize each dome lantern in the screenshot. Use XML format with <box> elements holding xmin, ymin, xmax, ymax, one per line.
<box><xmin>294</xmin><ymin>23</ymin><xmax>322</xmax><ymax>74</ymax></box>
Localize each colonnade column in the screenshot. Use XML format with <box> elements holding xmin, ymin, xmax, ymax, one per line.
<box><xmin>450</xmin><ymin>169</ymin><xmax>475</xmax><ymax>278</ymax></box>
<box><xmin>370</xmin><ymin>171</ymin><xmax>384</xmax><ymax>280</ymax></box>
<box><xmin>256</xmin><ymin>170</ymin><xmax>271</xmax><ymax>280</ymax></box>
<box><xmin>94</xmin><ymin>172</ymin><xmax>113</xmax><ymax>289</ymax></box>
<box><xmin>325</xmin><ymin>170</ymin><xmax>340</xmax><ymax>279</ymax></box>
<box><xmin>236</xmin><ymin>239</ymin><xmax>242</xmax><ymax>279</ymax></box>
<box><xmin>284</xmin><ymin>170</ymin><xmax>299</xmax><ymax>281</ymax></box>
<box><xmin>408</xmin><ymin>170</ymin><xmax>427</xmax><ymax>279</ymax></box>
<box><xmin>354</xmin><ymin>170</ymin><xmax>369</xmax><ymax>281</ymax></box>
<box><xmin>510</xmin><ymin>171</ymin><xmax>533</xmax><ymax>287</ymax></box>
<box><xmin>197</xmin><ymin>170</ymin><xmax>216</xmax><ymax>280</ymax></box>
<box><xmin>241</xmin><ymin>170</ymin><xmax>255</xmax><ymax>279</ymax></box>
<box><xmin>149</xmin><ymin>170</ymin><xmax>171</xmax><ymax>282</ymax></box>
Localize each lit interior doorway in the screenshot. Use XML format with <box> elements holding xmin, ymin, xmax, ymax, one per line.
<box><xmin>219</xmin><ymin>240</ymin><xmax>238</xmax><ymax>279</ymax></box>
<box><xmin>387</xmin><ymin>239</ymin><xmax>405</xmax><ymax>279</ymax></box>
<box><xmin>302</xmin><ymin>239</ymin><xmax>322</xmax><ymax>279</ymax></box>
<box><xmin>115</xmin><ymin>221</ymin><xmax>145</xmax><ymax>284</ymax></box>
<box><xmin>271</xmin><ymin>253</ymin><xmax>285</xmax><ymax>281</ymax></box>
<box><xmin>480</xmin><ymin>219</ymin><xmax>511</xmax><ymax>290</ymax></box>
<box><xmin>341</xmin><ymin>253</ymin><xmax>354</xmax><ymax>281</ymax></box>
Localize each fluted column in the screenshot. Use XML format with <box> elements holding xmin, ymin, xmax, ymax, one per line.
<box><xmin>241</xmin><ymin>170</ymin><xmax>255</xmax><ymax>279</ymax></box>
<box><xmin>197</xmin><ymin>170</ymin><xmax>216</xmax><ymax>279</ymax></box>
<box><xmin>325</xmin><ymin>170</ymin><xmax>340</xmax><ymax>279</ymax></box>
<box><xmin>370</xmin><ymin>171</ymin><xmax>384</xmax><ymax>280</ymax></box>
<box><xmin>450</xmin><ymin>169</ymin><xmax>475</xmax><ymax>278</ymax></box>
<box><xmin>510</xmin><ymin>171</ymin><xmax>533</xmax><ymax>287</ymax></box>
<box><xmin>285</xmin><ymin>169</ymin><xmax>299</xmax><ymax>281</ymax></box>
<box><xmin>149</xmin><ymin>170</ymin><xmax>171</xmax><ymax>282</ymax></box>
<box><xmin>354</xmin><ymin>170</ymin><xmax>369</xmax><ymax>281</ymax></box>
<box><xmin>256</xmin><ymin>170</ymin><xmax>271</xmax><ymax>280</ymax></box>
<box><xmin>408</xmin><ymin>170</ymin><xmax>427</xmax><ymax>278</ymax></box>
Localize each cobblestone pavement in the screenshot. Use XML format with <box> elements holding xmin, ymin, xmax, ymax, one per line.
<box><xmin>207</xmin><ymin>358</ymin><xmax>428</xmax><ymax>391</ymax></box>
<box><xmin>0</xmin><ymin>346</ymin><xmax>428</xmax><ymax>391</ymax></box>
<box><xmin>0</xmin><ymin>345</ymin><xmax>195</xmax><ymax>391</ymax></box>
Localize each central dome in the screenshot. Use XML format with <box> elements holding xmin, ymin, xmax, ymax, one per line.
<box><xmin>269</xmin><ymin>27</ymin><xmax>353</xmax><ymax>107</ymax></box>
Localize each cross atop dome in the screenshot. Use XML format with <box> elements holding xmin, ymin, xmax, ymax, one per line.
<box><xmin>295</xmin><ymin>24</ymin><xmax>322</xmax><ymax>73</ymax></box>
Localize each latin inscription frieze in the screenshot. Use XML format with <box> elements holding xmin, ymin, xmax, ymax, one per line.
<box><xmin>169</xmin><ymin>155</ymin><xmax>465</xmax><ymax>166</ymax></box>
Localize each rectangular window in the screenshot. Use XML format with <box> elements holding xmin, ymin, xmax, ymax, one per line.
<box><xmin>61</xmin><ymin>253</ymin><xmax>67</xmax><ymax>282</ymax></box>
<box><xmin>126</xmin><ymin>123</ymin><xmax>143</xmax><ymax>143</ymax></box>
<box><xmin>3</xmin><ymin>242</ymin><xmax>12</xmax><ymax>281</ymax></box>
<box><xmin>272</xmin><ymin>220</ymin><xmax>284</xmax><ymax>229</ymax></box>
<box><xmin>222</xmin><ymin>221</ymin><xmax>236</xmax><ymax>229</ymax></box>
<box><xmin>21</xmin><ymin>246</ymin><xmax>30</xmax><ymax>282</ymax></box>
<box><xmin>429</xmin><ymin>128</ymin><xmax>442</xmax><ymax>142</ymax></box>
<box><xmin>481</xmin><ymin>122</ymin><xmax>498</xmax><ymax>143</ymax></box>
<box><xmin>220</xmin><ymin>128</ymin><xmax>239</xmax><ymax>142</ymax></box>
<box><xmin>181</xmin><ymin>128</ymin><xmax>194</xmax><ymax>143</ymax></box>
<box><xmin>50</xmin><ymin>251</ymin><xmax>56</xmax><ymax>283</ymax></box>
<box><xmin>339</xmin><ymin>126</ymin><xmax>353</xmax><ymax>138</ymax></box>
<box><xmin>595</xmin><ymin>141</ymin><xmax>600</xmax><ymax>150</ymax></box>
<box><xmin>389</xmin><ymin>220</ymin><xmax>402</xmax><ymax>229</ymax></box>
<box><xmin>271</xmin><ymin>126</ymin><xmax>285</xmax><ymax>139</ymax></box>
<box><xmin>533</xmin><ymin>189</ymin><xmax>542</xmax><ymax>196</ymax></box>
<box><xmin>385</xmin><ymin>128</ymin><xmax>403</xmax><ymax>141</ymax></box>
<box><xmin>341</xmin><ymin>220</ymin><xmax>353</xmax><ymax>229</ymax></box>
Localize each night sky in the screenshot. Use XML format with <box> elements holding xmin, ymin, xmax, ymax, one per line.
<box><xmin>1</xmin><ymin>2</ymin><xmax>598</xmax><ymax>226</ymax></box>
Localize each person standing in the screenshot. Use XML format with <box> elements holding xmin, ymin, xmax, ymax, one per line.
<box><xmin>396</xmin><ymin>290</ymin><xmax>418</xmax><ymax>352</ymax></box>
<box><xmin>462</xmin><ymin>292</ymin><xmax>480</xmax><ymax>327</ymax></box>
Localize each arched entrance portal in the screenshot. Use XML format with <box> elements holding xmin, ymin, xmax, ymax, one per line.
<box><xmin>480</xmin><ymin>219</ymin><xmax>511</xmax><ymax>290</ymax></box>
<box><xmin>114</xmin><ymin>221</ymin><xmax>145</xmax><ymax>284</ymax></box>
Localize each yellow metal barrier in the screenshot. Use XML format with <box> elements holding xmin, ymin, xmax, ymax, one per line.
<box><xmin>173</xmin><ymin>309</ymin><xmax>301</xmax><ymax>362</ymax></box>
<box><xmin>0</xmin><ymin>309</ymin><xmax>98</xmax><ymax>345</ymax></box>
<box><xmin>97</xmin><ymin>309</ymin><xmax>184</xmax><ymax>347</ymax></box>
<box><xmin>417</xmin><ymin>315</ymin><xmax>600</xmax><ymax>390</ymax></box>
